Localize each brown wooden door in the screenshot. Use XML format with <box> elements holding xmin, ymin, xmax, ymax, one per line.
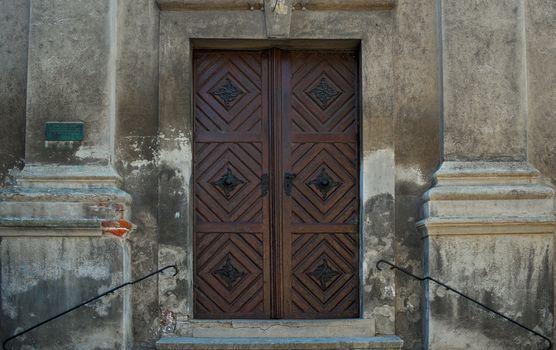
<box><xmin>193</xmin><ymin>49</ymin><xmax>358</xmax><ymax>319</ymax></box>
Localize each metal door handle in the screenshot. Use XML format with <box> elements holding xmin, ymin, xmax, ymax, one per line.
<box><xmin>284</xmin><ymin>172</ymin><xmax>296</xmax><ymax>196</ymax></box>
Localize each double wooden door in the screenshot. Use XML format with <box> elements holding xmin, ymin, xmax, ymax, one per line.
<box><xmin>193</xmin><ymin>49</ymin><xmax>359</xmax><ymax>319</ymax></box>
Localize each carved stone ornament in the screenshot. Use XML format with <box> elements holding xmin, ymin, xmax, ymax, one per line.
<box><xmin>212</xmin><ymin>167</ymin><xmax>244</xmax><ymax>198</ymax></box>
<box><xmin>213</xmin><ymin>253</ymin><xmax>247</xmax><ymax>289</ymax></box>
<box><xmin>264</xmin><ymin>0</ymin><xmax>294</xmax><ymax>38</ymax></box>
<box><xmin>308</xmin><ymin>258</ymin><xmax>341</xmax><ymax>289</ymax></box>
<box><xmin>210</xmin><ymin>78</ymin><xmax>244</xmax><ymax>109</ymax></box>
<box><xmin>306</xmin><ymin>167</ymin><xmax>342</xmax><ymax>200</ymax></box>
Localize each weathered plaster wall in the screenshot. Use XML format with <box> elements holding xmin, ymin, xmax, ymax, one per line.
<box><xmin>442</xmin><ymin>0</ymin><xmax>528</xmax><ymax>161</ymax></box>
<box><xmin>157</xmin><ymin>8</ymin><xmax>398</xmax><ymax>338</ymax></box>
<box><xmin>420</xmin><ymin>1</ymin><xmax>555</xmax><ymax>348</ymax></box>
<box><xmin>114</xmin><ymin>1</ymin><xmax>161</xmax><ymax>348</ymax></box>
<box><xmin>2</xmin><ymin>1</ymin><xmax>555</xmax><ymax>349</ymax></box>
<box><xmin>393</xmin><ymin>1</ymin><xmax>440</xmax><ymax>349</ymax></box>
<box><xmin>1</xmin><ymin>1</ymin><xmax>136</xmax><ymax>349</ymax></box>
<box><xmin>0</xmin><ymin>237</ymin><xmax>130</xmax><ymax>350</ymax></box>
<box><xmin>428</xmin><ymin>235</ymin><xmax>553</xmax><ymax>349</ymax></box>
<box><xmin>25</xmin><ymin>0</ymin><xmax>116</xmax><ymax>165</ymax></box>
<box><xmin>353</xmin><ymin>12</ymin><xmax>396</xmax><ymax>334</ymax></box>
<box><xmin>0</xmin><ymin>0</ymin><xmax>29</xmax><ymax>185</ymax></box>
<box><xmin>526</xmin><ymin>0</ymin><xmax>556</xmax><ymax>185</ymax></box>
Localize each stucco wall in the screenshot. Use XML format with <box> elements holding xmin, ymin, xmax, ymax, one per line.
<box><xmin>393</xmin><ymin>0</ymin><xmax>440</xmax><ymax>349</ymax></box>
<box><xmin>0</xmin><ymin>0</ymin><xmax>29</xmax><ymax>185</ymax></box>
<box><xmin>0</xmin><ymin>237</ymin><xmax>131</xmax><ymax>349</ymax></box>
<box><xmin>527</xmin><ymin>0</ymin><xmax>556</xmax><ymax>185</ymax></box>
<box><xmin>114</xmin><ymin>0</ymin><xmax>161</xmax><ymax>347</ymax></box>
<box><xmin>0</xmin><ymin>1</ymin><xmax>555</xmax><ymax>349</ymax></box>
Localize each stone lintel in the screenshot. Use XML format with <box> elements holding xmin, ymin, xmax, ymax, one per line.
<box><xmin>157</xmin><ymin>0</ymin><xmax>396</xmax><ymax>12</ymax></box>
<box><xmin>263</xmin><ymin>0</ymin><xmax>293</xmax><ymax>38</ymax></box>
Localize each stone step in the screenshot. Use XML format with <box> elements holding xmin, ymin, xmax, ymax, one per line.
<box><xmin>177</xmin><ymin>319</ymin><xmax>375</xmax><ymax>338</ymax></box>
<box><xmin>156</xmin><ymin>336</ymin><xmax>404</xmax><ymax>350</ymax></box>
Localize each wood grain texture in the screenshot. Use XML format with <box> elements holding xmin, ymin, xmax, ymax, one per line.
<box><xmin>194</xmin><ymin>51</ymin><xmax>271</xmax><ymax>318</ymax></box>
<box><xmin>282</xmin><ymin>51</ymin><xmax>359</xmax><ymax>318</ymax></box>
<box><xmin>193</xmin><ymin>50</ymin><xmax>359</xmax><ymax>319</ymax></box>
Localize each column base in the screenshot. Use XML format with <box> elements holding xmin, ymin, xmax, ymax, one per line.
<box><xmin>0</xmin><ymin>164</ymin><xmax>133</xmax><ymax>349</ymax></box>
<box><xmin>0</xmin><ymin>164</ymin><xmax>132</xmax><ymax>237</ymax></box>
<box><xmin>418</xmin><ymin>162</ymin><xmax>556</xmax><ymax>349</ymax></box>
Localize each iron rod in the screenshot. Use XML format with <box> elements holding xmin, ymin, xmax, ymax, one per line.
<box><xmin>2</xmin><ymin>265</ymin><xmax>178</xmax><ymax>350</ymax></box>
<box><xmin>376</xmin><ymin>259</ymin><xmax>552</xmax><ymax>350</ymax></box>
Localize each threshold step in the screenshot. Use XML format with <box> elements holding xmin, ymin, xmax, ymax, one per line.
<box><xmin>180</xmin><ymin>319</ymin><xmax>375</xmax><ymax>338</ymax></box>
<box><xmin>156</xmin><ymin>336</ymin><xmax>404</xmax><ymax>350</ymax></box>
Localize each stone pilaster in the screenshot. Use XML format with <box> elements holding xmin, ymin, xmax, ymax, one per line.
<box><xmin>0</xmin><ymin>1</ymin><xmax>132</xmax><ymax>348</ymax></box>
<box><xmin>25</xmin><ymin>0</ymin><xmax>116</xmax><ymax>166</ymax></box>
<box><xmin>419</xmin><ymin>0</ymin><xmax>556</xmax><ymax>348</ymax></box>
<box><xmin>441</xmin><ymin>0</ymin><xmax>528</xmax><ymax>162</ymax></box>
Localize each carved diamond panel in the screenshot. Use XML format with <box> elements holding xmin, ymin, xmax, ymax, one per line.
<box><xmin>195</xmin><ymin>143</ymin><xmax>263</xmax><ymax>223</ymax></box>
<box><xmin>212</xmin><ymin>168</ymin><xmax>245</xmax><ymax>198</ymax></box>
<box><xmin>290</xmin><ymin>52</ymin><xmax>356</xmax><ymax>134</ymax></box>
<box><xmin>307</xmin><ymin>258</ymin><xmax>342</xmax><ymax>290</ymax></box>
<box><xmin>210</xmin><ymin>77</ymin><xmax>245</xmax><ymax>110</ymax></box>
<box><xmin>195</xmin><ymin>232</ymin><xmax>264</xmax><ymax>317</ymax></box>
<box><xmin>307</xmin><ymin>76</ymin><xmax>342</xmax><ymax>110</ymax></box>
<box><xmin>195</xmin><ymin>52</ymin><xmax>264</xmax><ymax>132</ymax></box>
<box><xmin>290</xmin><ymin>143</ymin><xmax>357</xmax><ymax>224</ymax></box>
<box><xmin>306</xmin><ymin>167</ymin><xmax>342</xmax><ymax>200</ymax></box>
<box><xmin>213</xmin><ymin>253</ymin><xmax>247</xmax><ymax>289</ymax></box>
<box><xmin>291</xmin><ymin>233</ymin><xmax>358</xmax><ymax>315</ymax></box>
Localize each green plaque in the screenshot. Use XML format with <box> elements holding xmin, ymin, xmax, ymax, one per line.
<box><xmin>45</xmin><ymin>122</ymin><xmax>84</xmax><ymax>141</ymax></box>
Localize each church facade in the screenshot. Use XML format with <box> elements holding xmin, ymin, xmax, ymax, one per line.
<box><xmin>1</xmin><ymin>1</ymin><xmax>555</xmax><ymax>349</ymax></box>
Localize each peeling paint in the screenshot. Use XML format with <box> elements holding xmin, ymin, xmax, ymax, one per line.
<box><xmin>363</xmin><ymin>149</ymin><xmax>395</xmax><ymax>200</ymax></box>
<box><xmin>396</xmin><ymin>164</ymin><xmax>427</xmax><ymax>187</ymax></box>
<box><xmin>74</xmin><ymin>145</ymin><xmax>110</xmax><ymax>161</ymax></box>
<box><xmin>157</xmin><ymin>133</ymin><xmax>192</xmax><ymax>192</ymax></box>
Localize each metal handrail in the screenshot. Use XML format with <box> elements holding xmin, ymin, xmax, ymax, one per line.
<box><xmin>376</xmin><ymin>259</ymin><xmax>552</xmax><ymax>350</ymax></box>
<box><xmin>2</xmin><ymin>265</ymin><xmax>178</xmax><ymax>350</ymax></box>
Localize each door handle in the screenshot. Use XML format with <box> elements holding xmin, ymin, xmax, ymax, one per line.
<box><xmin>260</xmin><ymin>174</ymin><xmax>269</xmax><ymax>196</ymax></box>
<box><xmin>284</xmin><ymin>172</ymin><xmax>296</xmax><ymax>196</ymax></box>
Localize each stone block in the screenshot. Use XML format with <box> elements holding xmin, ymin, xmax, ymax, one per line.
<box><xmin>419</xmin><ymin>161</ymin><xmax>556</xmax><ymax>349</ymax></box>
<box><xmin>0</xmin><ymin>236</ymin><xmax>131</xmax><ymax>350</ymax></box>
<box><xmin>175</xmin><ymin>319</ymin><xmax>375</xmax><ymax>338</ymax></box>
<box><xmin>156</xmin><ymin>336</ymin><xmax>404</xmax><ymax>350</ymax></box>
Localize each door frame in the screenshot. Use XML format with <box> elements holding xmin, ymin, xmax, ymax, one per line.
<box><xmin>158</xmin><ymin>10</ymin><xmax>396</xmax><ymax>335</ymax></box>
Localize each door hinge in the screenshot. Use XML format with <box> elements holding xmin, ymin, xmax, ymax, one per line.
<box><xmin>260</xmin><ymin>174</ymin><xmax>269</xmax><ymax>196</ymax></box>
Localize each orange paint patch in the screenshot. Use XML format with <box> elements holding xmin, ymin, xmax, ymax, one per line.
<box><xmin>102</xmin><ymin>219</ymin><xmax>133</xmax><ymax>237</ymax></box>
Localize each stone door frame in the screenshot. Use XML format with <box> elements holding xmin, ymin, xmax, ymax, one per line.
<box><xmin>157</xmin><ymin>5</ymin><xmax>397</xmax><ymax>335</ymax></box>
